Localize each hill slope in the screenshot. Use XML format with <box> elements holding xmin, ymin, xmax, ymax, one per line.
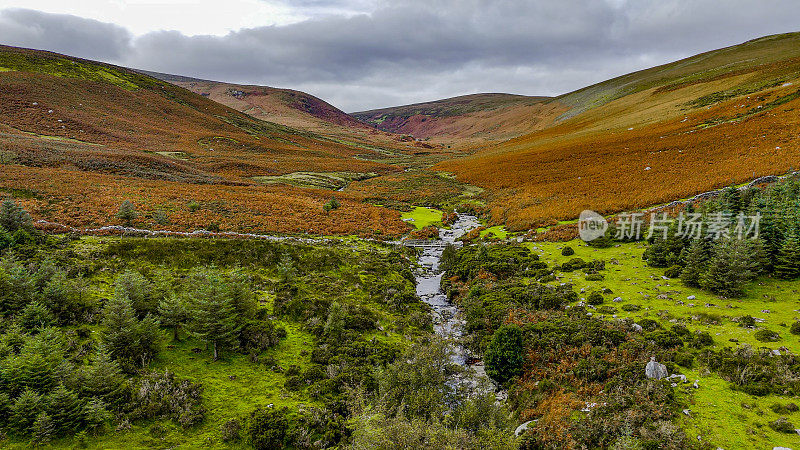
<box><xmin>352</xmin><ymin>93</ymin><xmax>564</xmax><ymax>143</ymax></box>
<box><xmin>143</xmin><ymin>72</ymin><xmax>430</xmax><ymax>152</ymax></box>
<box><xmin>437</xmin><ymin>32</ymin><xmax>800</xmax><ymax>230</ymax></box>
<box><xmin>0</xmin><ymin>45</ymin><xmax>412</xmax><ymax>236</ymax></box>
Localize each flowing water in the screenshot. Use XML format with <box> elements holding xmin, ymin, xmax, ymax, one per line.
<box><xmin>413</xmin><ymin>214</ymin><xmax>481</xmax><ymax>366</ymax></box>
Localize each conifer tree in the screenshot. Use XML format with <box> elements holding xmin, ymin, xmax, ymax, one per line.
<box><xmin>158</xmin><ymin>294</ymin><xmax>189</xmax><ymax>341</ymax></box>
<box><xmin>31</xmin><ymin>411</ymin><xmax>55</xmax><ymax>444</ymax></box>
<box><xmin>700</xmin><ymin>238</ymin><xmax>762</xmax><ymax>297</ymax></box>
<box><xmin>10</xmin><ymin>388</ymin><xmax>43</xmax><ymax>433</ymax></box>
<box><xmin>774</xmin><ymin>233</ymin><xmax>800</xmax><ymax>279</ymax></box>
<box><xmin>78</xmin><ymin>349</ymin><xmax>129</xmax><ymax>410</ymax></box>
<box><xmin>186</xmin><ymin>272</ymin><xmax>241</xmax><ymax>360</ymax></box>
<box><xmin>101</xmin><ymin>296</ymin><xmax>162</xmax><ymax>372</ymax></box>
<box><xmin>680</xmin><ymin>239</ymin><xmax>710</xmax><ymax>287</ymax></box>
<box><xmin>46</xmin><ymin>384</ymin><xmax>84</xmax><ymax>435</ymax></box>
<box><xmin>0</xmin><ymin>198</ymin><xmax>32</xmax><ymax>232</ymax></box>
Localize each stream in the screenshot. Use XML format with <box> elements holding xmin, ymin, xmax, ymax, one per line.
<box><xmin>413</xmin><ymin>214</ymin><xmax>482</xmax><ymax>368</ymax></box>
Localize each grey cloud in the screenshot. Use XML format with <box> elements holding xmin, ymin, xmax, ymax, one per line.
<box><xmin>0</xmin><ymin>9</ymin><xmax>132</xmax><ymax>60</ymax></box>
<box><xmin>1</xmin><ymin>1</ymin><xmax>799</xmax><ymax>111</ymax></box>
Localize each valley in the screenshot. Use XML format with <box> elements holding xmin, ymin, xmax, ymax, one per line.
<box><xmin>2</xmin><ymin>28</ymin><xmax>800</xmax><ymax>450</ymax></box>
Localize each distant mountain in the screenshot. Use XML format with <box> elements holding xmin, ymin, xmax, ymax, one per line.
<box><xmin>352</xmin><ymin>93</ymin><xmax>562</xmax><ymax>143</ymax></box>
<box><xmin>141</xmin><ymin>71</ymin><xmax>421</xmax><ymax>151</ymax></box>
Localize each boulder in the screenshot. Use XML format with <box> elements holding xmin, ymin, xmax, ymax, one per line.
<box><xmin>645</xmin><ymin>357</ymin><xmax>668</xmax><ymax>379</ymax></box>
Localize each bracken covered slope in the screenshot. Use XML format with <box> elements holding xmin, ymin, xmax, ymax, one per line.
<box><xmin>0</xmin><ymin>45</ymin><xmax>412</xmax><ymax>236</ymax></box>
<box><xmin>144</xmin><ymin>71</ymin><xmax>429</xmax><ymax>152</ymax></box>
<box><xmin>352</xmin><ymin>93</ymin><xmax>565</xmax><ymax>144</ymax></box>
<box><xmin>436</xmin><ymin>32</ymin><xmax>800</xmax><ymax>230</ymax></box>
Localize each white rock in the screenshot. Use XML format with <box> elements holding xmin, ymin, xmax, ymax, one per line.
<box><xmin>687</xmin><ymin>295</ymin><xmax>696</xmax><ymax>300</ymax></box>
<box><xmin>515</xmin><ymin>420</ymin><xmax>535</xmax><ymax>436</ymax></box>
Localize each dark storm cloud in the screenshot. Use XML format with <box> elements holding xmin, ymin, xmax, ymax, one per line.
<box><xmin>0</xmin><ymin>8</ymin><xmax>131</xmax><ymax>60</ymax></box>
<box><xmin>1</xmin><ymin>1</ymin><xmax>799</xmax><ymax>111</ymax></box>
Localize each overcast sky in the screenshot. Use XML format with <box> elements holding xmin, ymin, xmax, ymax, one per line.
<box><xmin>0</xmin><ymin>1</ymin><xmax>798</xmax><ymax>112</ymax></box>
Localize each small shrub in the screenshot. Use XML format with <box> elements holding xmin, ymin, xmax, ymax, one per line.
<box><xmin>247</xmin><ymin>406</ymin><xmax>290</xmax><ymax>449</ymax></box>
<box><xmin>769</xmin><ymin>417</ymin><xmax>796</xmax><ymax>433</ymax></box>
<box><xmin>621</xmin><ymin>304</ymin><xmax>641</xmax><ymax>312</ymax></box>
<box><xmin>323</xmin><ymin>197</ymin><xmax>340</xmax><ymax>213</ymax></box>
<box><xmin>187</xmin><ymin>200</ymin><xmax>201</xmax><ymax>212</ymax></box>
<box><xmin>220</xmin><ymin>418</ymin><xmax>242</xmax><ymax>442</ymax></box>
<box><xmin>153</xmin><ymin>209</ymin><xmax>170</xmax><ymax>226</ymax></box>
<box><xmin>690</xmin><ymin>331</ymin><xmax>714</xmax><ymax>348</ymax></box>
<box><xmin>116</xmin><ymin>200</ymin><xmax>138</xmax><ymax>226</ymax></box>
<box><xmin>674</xmin><ymin>351</ymin><xmax>694</xmax><ymax>368</ymax></box>
<box><xmin>754</xmin><ymin>329</ymin><xmax>780</xmax><ymax>342</ymax></box>
<box><xmin>790</xmin><ymin>321</ymin><xmax>800</xmax><ymax>335</ymax></box>
<box><xmin>561</xmin><ymin>246</ymin><xmax>575</xmax><ymax>256</ymax></box>
<box><xmin>638</xmin><ymin>318</ymin><xmax>661</xmax><ymax>331</ymax></box>
<box><xmin>739</xmin><ymin>315</ymin><xmax>756</xmax><ymax>328</ymax></box>
<box><xmin>586</xmin><ymin>273</ymin><xmax>604</xmax><ymax>281</ymax></box>
<box><xmin>586</xmin><ymin>291</ymin><xmax>604</xmax><ymax>305</ymax></box>
<box><xmin>485</xmin><ymin>324</ymin><xmax>524</xmax><ymax>383</ymax></box>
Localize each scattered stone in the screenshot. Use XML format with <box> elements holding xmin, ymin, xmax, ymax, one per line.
<box><xmin>772</xmin><ymin>349</ymin><xmax>782</xmax><ymax>357</ymax></box>
<box><xmin>668</xmin><ymin>374</ymin><xmax>688</xmax><ymax>383</ymax></box>
<box><xmin>687</xmin><ymin>295</ymin><xmax>696</xmax><ymax>300</ymax></box>
<box><xmin>632</xmin><ymin>323</ymin><xmax>643</xmax><ymax>332</ymax></box>
<box><xmin>613</xmin><ymin>297</ymin><xmax>623</xmax><ymax>302</ymax></box>
<box><xmin>683</xmin><ymin>409</ymin><xmax>691</xmax><ymax>416</ymax></box>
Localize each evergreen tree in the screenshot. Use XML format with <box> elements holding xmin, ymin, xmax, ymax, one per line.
<box><xmin>101</xmin><ymin>296</ymin><xmax>162</xmax><ymax>372</ymax></box>
<box><xmin>0</xmin><ymin>198</ymin><xmax>32</xmax><ymax>232</ymax></box>
<box><xmin>82</xmin><ymin>398</ymin><xmax>112</xmax><ymax>434</ymax></box>
<box><xmin>114</xmin><ymin>270</ymin><xmax>156</xmax><ymax>316</ymax></box>
<box><xmin>720</xmin><ymin>187</ymin><xmax>742</xmax><ymax>213</ymax></box>
<box><xmin>324</xmin><ymin>301</ymin><xmax>346</xmax><ymax>340</ymax></box>
<box><xmin>78</xmin><ymin>350</ymin><xmax>129</xmax><ymax>410</ymax></box>
<box><xmin>774</xmin><ymin>233</ymin><xmax>800</xmax><ymax>279</ymax></box>
<box><xmin>10</xmin><ymin>388</ymin><xmax>43</xmax><ymax>433</ymax></box>
<box><xmin>701</xmin><ymin>238</ymin><xmax>763</xmax><ymax>297</ymax></box>
<box><xmin>680</xmin><ymin>239</ymin><xmax>711</xmax><ymax>287</ymax></box>
<box><xmin>46</xmin><ymin>384</ymin><xmax>84</xmax><ymax>435</ymax></box>
<box><xmin>758</xmin><ymin>211</ymin><xmax>782</xmax><ymax>271</ymax></box>
<box><xmin>186</xmin><ymin>272</ymin><xmax>242</xmax><ymax>360</ymax></box>
<box><xmin>31</xmin><ymin>411</ymin><xmax>55</xmax><ymax>444</ymax></box>
<box><xmin>115</xmin><ymin>200</ymin><xmax>138</xmax><ymax>226</ymax></box>
<box><xmin>18</xmin><ymin>300</ymin><xmax>54</xmax><ymax>330</ymax></box>
<box><xmin>644</xmin><ymin>223</ymin><xmax>686</xmax><ymax>268</ymax></box>
<box><xmin>158</xmin><ymin>294</ymin><xmax>189</xmax><ymax>341</ymax></box>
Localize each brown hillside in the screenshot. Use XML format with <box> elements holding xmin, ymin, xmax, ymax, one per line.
<box><xmin>437</xmin><ymin>33</ymin><xmax>800</xmax><ymax>230</ymax></box>
<box><xmin>0</xmin><ymin>45</ymin><xmax>410</xmax><ymax>236</ymax></box>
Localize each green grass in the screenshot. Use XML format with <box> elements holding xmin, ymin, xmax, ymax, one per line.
<box><xmin>401</xmin><ymin>206</ymin><xmax>443</xmax><ymax>229</ymax></box>
<box><xmin>0</xmin><ymin>49</ymin><xmax>154</xmax><ymax>91</ymax></box>
<box><xmin>530</xmin><ymin>239</ymin><xmax>800</xmax><ymax>449</ymax></box>
<box><xmin>479</xmin><ymin>225</ymin><xmax>508</xmax><ymax>239</ymax></box>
